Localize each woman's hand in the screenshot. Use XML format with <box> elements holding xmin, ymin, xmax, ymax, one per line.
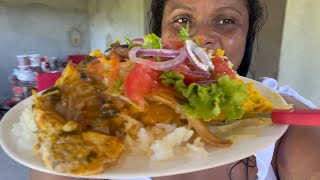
<box><xmin>276</xmin><ymin>95</ymin><xmax>320</xmax><ymax>180</ymax></box>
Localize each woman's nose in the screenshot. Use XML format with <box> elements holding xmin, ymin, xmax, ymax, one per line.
<box><xmin>201</xmin><ymin>40</ymin><xmax>220</xmax><ymax>51</ymax></box>
<box><xmin>190</xmin><ymin>24</ymin><xmax>221</xmax><ymax>50</ymax></box>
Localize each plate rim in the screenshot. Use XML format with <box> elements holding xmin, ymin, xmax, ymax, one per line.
<box><xmin>0</xmin><ymin>77</ymin><xmax>289</xmax><ymax>179</ymax></box>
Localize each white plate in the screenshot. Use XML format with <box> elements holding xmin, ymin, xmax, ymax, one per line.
<box><xmin>0</xmin><ymin>77</ymin><xmax>289</xmax><ymax>179</ymax></box>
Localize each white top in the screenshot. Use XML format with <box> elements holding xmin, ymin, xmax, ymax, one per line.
<box><xmin>112</xmin><ymin>78</ymin><xmax>317</xmax><ymax>180</ymax></box>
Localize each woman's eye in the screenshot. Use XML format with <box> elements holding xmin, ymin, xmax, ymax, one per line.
<box><xmin>217</xmin><ymin>19</ymin><xmax>235</xmax><ymax>25</ymax></box>
<box><xmin>175</xmin><ymin>18</ymin><xmax>190</xmax><ymax>24</ymax></box>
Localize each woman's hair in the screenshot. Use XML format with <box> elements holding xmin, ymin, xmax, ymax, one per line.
<box><xmin>148</xmin><ymin>0</ymin><xmax>265</xmax><ymax>77</ymax></box>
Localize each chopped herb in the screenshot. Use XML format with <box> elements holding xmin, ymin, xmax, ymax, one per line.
<box><xmin>114</xmin><ymin>79</ymin><xmax>122</xmax><ymax>93</ymax></box>
<box><xmin>125</xmin><ymin>37</ymin><xmax>133</xmax><ymax>49</ymax></box>
<box><xmin>179</xmin><ymin>22</ymin><xmax>190</xmax><ymax>41</ymax></box>
<box><xmin>194</xmin><ymin>38</ymin><xmax>201</xmax><ymax>46</ymax></box>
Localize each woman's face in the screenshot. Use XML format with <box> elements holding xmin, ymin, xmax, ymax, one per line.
<box><xmin>161</xmin><ymin>0</ymin><xmax>249</xmax><ymax>70</ymax></box>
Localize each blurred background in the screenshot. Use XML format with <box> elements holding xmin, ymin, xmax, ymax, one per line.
<box><xmin>0</xmin><ymin>0</ymin><xmax>319</xmax><ymax>179</ymax></box>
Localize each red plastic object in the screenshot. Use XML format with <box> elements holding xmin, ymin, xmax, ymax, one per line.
<box><xmin>68</xmin><ymin>55</ymin><xmax>87</xmax><ymax>64</ymax></box>
<box><xmin>37</xmin><ymin>72</ymin><xmax>62</xmax><ymax>92</ymax></box>
<box><xmin>272</xmin><ymin>109</ymin><xmax>320</xmax><ymax>126</ymax></box>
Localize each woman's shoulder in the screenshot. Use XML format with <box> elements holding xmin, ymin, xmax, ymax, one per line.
<box><xmin>281</xmin><ymin>95</ymin><xmax>311</xmax><ymax>109</ymax></box>
<box><xmin>258</xmin><ymin>78</ymin><xmax>320</xmax><ymax>179</ymax></box>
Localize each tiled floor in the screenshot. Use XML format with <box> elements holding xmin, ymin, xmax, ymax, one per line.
<box><xmin>0</xmin><ymin>146</ymin><xmax>29</xmax><ymax>180</ymax></box>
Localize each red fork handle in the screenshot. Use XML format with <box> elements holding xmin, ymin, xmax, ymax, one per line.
<box><xmin>272</xmin><ymin>109</ymin><xmax>320</xmax><ymax>126</ymax></box>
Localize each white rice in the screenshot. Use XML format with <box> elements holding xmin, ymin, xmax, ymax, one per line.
<box><xmin>186</xmin><ymin>137</ymin><xmax>209</xmax><ymax>158</ymax></box>
<box><xmin>11</xmin><ymin>108</ymin><xmax>38</xmax><ymax>151</ymax></box>
<box><xmin>137</xmin><ymin>128</ymin><xmax>154</xmax><ymax>153</ymax></box>
<box><xmin>124</xmin><ymin>124</ymin><xmax>208</xmax><ymax>161</ymax></box>
<box><xmin>155</xmin><ymin>123</ymin><xmax>177</xmax><ymax>133</ymax></box>
<box><xmin>150</xmin><ymin>127</ymin><xmax>194</xmax><ymax>160</ymax></box>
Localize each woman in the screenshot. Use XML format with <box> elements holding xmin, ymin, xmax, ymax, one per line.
<box><xmin>151</xmin><ymin>0</ymin><xmax>320</xmax><ymax>180</ymax></box>
<box><xmin>31</xmin><ymin>0</ymin><xmax>320</xmax><ymax>179</ymax></box>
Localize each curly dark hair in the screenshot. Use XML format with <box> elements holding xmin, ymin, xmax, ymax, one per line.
<box><xmin>148</xmin><ymin>0</ymin><xmax>265</xmax><ymax>77</ymax></box>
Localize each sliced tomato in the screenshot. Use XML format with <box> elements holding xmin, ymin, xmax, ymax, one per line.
<box><xmin>162</xmin><ymin>40</ymin><xmax>185</xmax><ymax>49</ymax></box>
<box><xmin>162</xmin><ymin>36</ymin><xmax>205</xmax><ymax>50</ymax></box>
<box><xmin>192</xmin><ymin>35</ymin><xmax>205</xmax><ymax>45</ymax></box>
<box><xmin>212</xmin><ymin>56</ymin><xmax>236</xmax><ymax>79</ymax></box>
<box><xmin>183</xmin><ymin>73</ymin><xmax>211</xmax><ymax>85</ymax></box>
<box><xmin>173</xmin><ymin>55</ymin><xmax>236</xmax><ymax>84</ymax></box>
<box><xmin>125</xmin><ymin>64</ymin><xmax>161</xmax><ymax>107</ymax></box>
<box><xmin>174</xmin><ymin>64</ymin><xmax>211</xmax><ymax>85</ymax></box>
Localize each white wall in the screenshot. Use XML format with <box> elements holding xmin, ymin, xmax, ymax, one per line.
<box><xmin>251</xmin><ymin>0</ymin><xmax>287</xmax><ymax>79</ymax></box>
<box><xmin>0</xmin><ymin>0</ymin><xmax>90</xmax><ymax>99</ymax></box>
<box><xmin>88</xmin><ymin>0</ymin><xmax>145</xmax><ymax>51</ymax></box>
<box><xmin>278</xmin><ymin>0</ymin><xmax>320</xmax><ymax>107</ymax></box>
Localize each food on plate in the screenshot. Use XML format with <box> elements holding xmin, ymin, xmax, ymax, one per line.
<box><xmin>31</xmin><ymin>27</ymin><xmax>276</xmax><ymax>175</ymax></box>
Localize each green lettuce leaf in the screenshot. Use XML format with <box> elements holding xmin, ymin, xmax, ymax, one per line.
<box><xmin>160</xmin><ymin>71</ymin><xmax>248</xmax><ymax>121</ymax></box>
<box><xmin>160</xmin><ymin>71</ymin><xmax>185</xmax><ymax>87</ymax></box>
<box><xmin>180</xmin><ymin>83</ymin><xmax>222</xmax><ymax>121</ymax></box>
<box><xmin>142</xmin><ymin>33</ymin><xmax>162</xmax><ymax>49</ymax></box>
<box><xmin>217</xmin><ymin>77</ymin><xmax>248</xmax><ymax>120</ymax></box>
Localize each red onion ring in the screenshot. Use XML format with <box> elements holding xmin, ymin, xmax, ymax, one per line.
<box><xmin>132</xmin><ymin>38</ymin><xmax>144</xmax><ymax>45</ymax></box>
<box><xmin>193</xmin><ymin>47</ymin><xmax>214</xmax><ymax>71</ymax></box>
<box><xmin>136</xmin><ymin>49</ymin><xmax>180</xmax><ymax>58</ymax></box>
<box><xmin>175</xmin><ymin>64</ymin><xmax>211</xmax><ymax>77</ymax></box>
<box><xmin>185</xmin><ymin>40</ymin><xmax>215</xmax><ymax>72</ymax></box>
<box><xmin>128</xmin><ymin>47</ymin><xmax>188</xmax><ymax>70</ymax></box>
<box><xmin>195</xmin><ymin>79</ymin><xmax>217</xmax><ymax>85</ymax></box>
